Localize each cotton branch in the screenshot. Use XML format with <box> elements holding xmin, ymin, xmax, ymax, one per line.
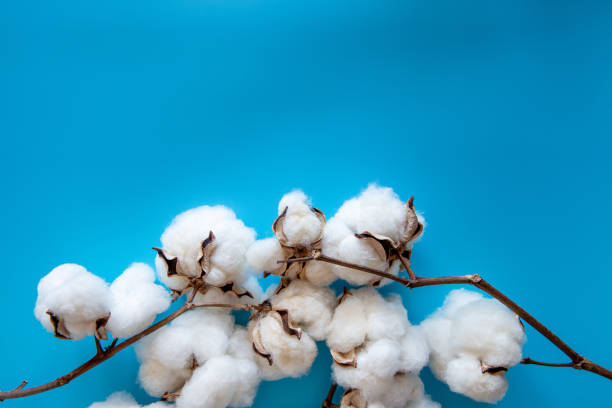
<box><xmin>322</xmin><ymin>382</ymin><xmax>339</xmax><ymax>408</ymax></box>
<box><xmin>0</xmin><ymin>300</ymin><xmax>255</xmax><ymax>401</ymax></box>
<box><xmin>281</xmin><ymin>255</ymin><xmax>612</xmax><ymax>381</ymax></box>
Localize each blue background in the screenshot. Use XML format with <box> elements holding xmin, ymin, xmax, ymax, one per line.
<box><xmin>1</xmin><ymin>1</ymin><xmax>611</xmax><ymax>407</ymax></box>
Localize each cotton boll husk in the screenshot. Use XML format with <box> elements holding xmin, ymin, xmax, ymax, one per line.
<box><xmin>157</xmin><ymin>206</ymin><xmax>255</xmax><ymax>288</ymax></box>
<box><xmin>107</xmin><ymin>263</ymin><xmax>171</xmax><ymax>338</ymax></box>
<box><xmin>88</xmin><ymin>391</ymin><xmax>139</xmax><ymax>408</ymax></box>
<box><xmin>270</xmin><ymin>280</ymin><xmax>336</xmax><ymax>340</ymax></box>
<box><xmin>445</xmin><ymin>354</ymin><xmax>508</xmax><ymax>403</ymax></box>
<box><xmin>34</xmin><ymin>263</ymin><xmax>111</xmax><ymax>340</ymax></box>
<box><xmin>249</xmin><ymin>313</ymin><xmax>317</xmax><ymax>380</ymax></box>
<box><xmin>155</xmin><ymin>255</ymin><xmax>189</xmax><ymax>291</ymax></box>
<box><xmin>176</xmin><ymin>355</ymin><xmax>260</xmax><ymax>408</ymax></box>
<box><xmin>333</xmin><ymin>235</ymin><xmax>388</xmax><ymax>286</ymax></box>
<box><xmin>327</xmin><ymin>294</ymin><xmax>367</xmax><ymax>353</ymax></box>
<box><xmin>451</xmin><ymin>298</ymin><xmax>525</xmax><ymax>367</ymax></box>
<box><xmin>406</xmin><ymin>395</ymin><xmax>441</xmax><ymax>408</ymax></box>
<box><xmin>399</xmin><ymin>326</ymin><xmax>430</xmax><ymax>374</ymax></box>
<box><xmin>246</xmin><ymin>238</ymin><xmax>285</xmax><ymax>275</ymax></box>
<box><xmin>138</xmin><ymin>359</ymin><xmax>192</xmax><ymax>398</ymax></box>
<box><xmin>334</xmin><ymin>185</ymin><xmax>407</xmax><ymax>243</ymax></box>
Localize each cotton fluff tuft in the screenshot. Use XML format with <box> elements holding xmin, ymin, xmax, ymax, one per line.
<box><xmin>328</xmin><ymin>288</ymin><xmax>429</xmax><ymax>407</ymax></box>
<box><xmin>136</xmin><ymin>309</ymin><xmax>235</xmax><ymax>397</ymax></box>
<box><xmin>176</xmin><ymin>355</ymin><xmax>260</xmax><ymax>408</ymax></box>
<box><xmin>156</xmin><ymin>206</ymin><xmax>255</xmax><ymax>290</ymax></box>
<box><xmin>277</xmin><ymin>190</ymin><xmax>324</xmax><ymax>247</ymax></box>
<box><xmin>34</xmin><ymin>263</ymin><xmax>111</xmax><ymax>340</ymax></box>
<box><xmin>270</xmin><ymin>280</ymin><xmax>336</xmax><ymax>340</ymax></box>
<box><xmin>248</xmin><ymin>311</ymin><xmax>317</xmax><ymax>380</ymax></box>
<box><xmin>420</xmin><ymin>288</ymin><xmax>526</xmax><ymax>403</ymax></box>
<box><xmin>106</xmin><ymin>263</ymin><xmax>171</xmax><ymax>338</ymax></box>
<box><xmin>88</xmin><ymin>391</ymin><xmax>171</xmax><ymax>408</ymax></box>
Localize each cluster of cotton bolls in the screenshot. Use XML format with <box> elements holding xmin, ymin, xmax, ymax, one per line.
<box><xmin>327</xmin><ymin>287</ymin><xmax>434</xmax><ymax>408</ymax></box>
<box><xmin>34</xmin><ymin>184</ymin><xmax>529</xmax><ymax>408</ymax></box>
<box><xmin>420</xmin><ymin>289</ymin><xmax>526</xmax><ymax>403</ymax></box>
<box><xmin>34</xmin><ymin>262</ymin><xmax>171</xmax><ymax>340</ymax></box>
<box><xmin>136</xmin><ymin>309</ymin><xmax>261</xmax><ymax>408</ymax></box>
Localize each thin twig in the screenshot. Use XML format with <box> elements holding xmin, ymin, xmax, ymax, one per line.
<box><xmin>0</xmin><ymin>301</ymin><xmax>254</xmax><ymax>401</ymax></box>
<box><xmin>94</xmin><ymin>338</ymin><xmax>103</xmax><ymax>356</ymax></box>
<box><xmin>395</xmin><ymin>250</ymin><xmax>416</xmax><ymax>280</ymax></box>
<box><xmin>322</xmin><ymin>382</ymin><xmax>339</xmax><ymax>408</ymax></box>
<box><xmin>521</xmin><ymin>357</ymin><xmax>575</xmax><ymax>368</ymax></box>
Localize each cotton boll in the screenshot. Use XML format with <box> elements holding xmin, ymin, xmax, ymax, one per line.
<box><xmin>246</xmin><ymin>238</ymin><xmax>285</xmax><ymax>275</ymax></box>
<box><xmin>88</xmin><ymin>391</ymin><xmax>139</xmax><ymax>408</ymax></box>
<box><xmin>271</xmin><ymin>280</ymin><xmax>336</xmax><ymax>340</ymax></box>
<box><xmin>241</xmin><ymin>275</ymin><xmax>266</xmax><ymax>304</ymax></box>
<box><xmin>334</xmin><ymin>185</ymin><xmax>407</xmax><ymax>243</ymax></box>
<box><xmin>34</xmin><ymin>263</ymin><xmax>111</xmax><ymax>340</ymax></box>
<box><xmin>107</xmin><ymin>263</ymin><xmax>171</xmax><ymax>338</ymax></box>
<box><xmin>227</xmin><ymin>326</ymin><xmax>254</xmax><ymax>361</ymax></box>
<box><xmin>176</xmin><ymin>355</ymin><xmax>260</xmax><ymax>408</ymax></box>
<box><xmin>445</xmin><ymin>354</ymin><xmax>509</xmax><ymax>403</ymax></box>
<box><xmin>278</xmin><ymin>190</ymin><xmax>310</xmax><ymax>215</ymax></box>
<box><xmin>157</xmin><ymin>206</ymin><xmax>255</xmax><ymax>288</ymax></box>
<box><xmin>437</xmin><ymin>289</ymin><xmax>483</xmax><ymax>318</ymax></box>
<box><xmin>327</xmin><ymin>294</ymin><xmax>367</xmax><ymax>353</ymax></box>
<box><xmin>138</xmin><ymin>359</ymin><xmax>191</xmax><ymax>398</ymax></box>
<box><xmin>398</xmin><ymin>326</ymin><xmax>429</xmax><ymax>375</ymax></box>
<box><xmin>275</xmin><ymin>190</ymin><xmax>324</xmax><ymax>247</ymax></box>
<box><xmin>333</xmin><ymin>235</ymin><xmax>387</xmax><ymax>286</ymax></box>
<box><xmin>249</xmin><ymin>312</ymin><xmax>317</xmax><ymax>380</ymax></box>
<box><xmin>357</xmin><ymin>338</ymin><xmax>402</xmax><ymax>379</ymax></box>
<box><xmin>451</xmin><ymin>298</ymin><xmax>525</xmax><ymax>368</ymax></box>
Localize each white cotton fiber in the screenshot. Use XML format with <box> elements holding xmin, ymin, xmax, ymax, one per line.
<box><xmin>276</xmin><ymin>190</ymin><xmax>324</xmax><ymax>247</ymax></box>
<box><xmin>334</xmin><ymin>185</ymin><xmax>409</xmax><ymax>244</ymax></box>
<box><xmin>246</xmin><ymin>238</ymin><xmax>285</xmax><ymax>275</ymax></box>
<box><xmin>445</xmin><ymin>354</ymin><xmax>508</xmax><ymax>403</ymax></box>
<box><xmin>327</xmin><ymin>293</ymin><xmax>367</xmax><ymax>353</ymax></box>
<box><xmin>270</xmin><ymin>280</ymin><xmax>336</xmax><ymax>340</ymax></box>
<box><xmin>137</xmin><ymin>359</ymin><xmax>192</xmax><ymax>398</ymax></box>
<box><xmin>333</xmin><ymin>234</ymin><xmax>389</xmax><ymax>286</ymax></box>
<box><xmin>419</xmin><ymin>288</ymin><xmax>525</xmax><ymax>403</ymax></box>
<box><xmin>156</xmin><ymin>206</ymin><xmax>255</xmax><ymax>290</ymax></box>
<box><xmin>107</xmin><ymin>263</ymin><xmax>171</xmax><ymax>338</ymax></box>
<box><xmin>249</xmin><ymin>311</ymin><xmax>317</xmax><ymax>380</ymax></box>
<box><xmin>398</xmin><ymin>326</ymin><xmax>430</xmax><ymax>375</ymax></box>
<box><xmin>34</xmin><ymin>263</ymin><xmax>111</xmax><ymax>340</ymax></box>
<box><xmin>301</xmin><ymin>259</ymin><xmax>336</xmax><ymax>286</ymax></box>
<box><xmin>88</xmin><ymin>391</ymin><xmax>139</xmax><ymax>408</ymax></box>
<box><xmin>406</xmin><ymin>395</ymin><xmax>441</xmax><ymax>408</ymax></box>
<box><xmin>176</xmin><ymin>355</ymin><xmax>260</xmax><ymax>408</ymax></box>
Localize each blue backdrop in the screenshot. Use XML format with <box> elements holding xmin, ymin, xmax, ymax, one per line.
<box><xmin>1</xmin><ymin>1</ymin><xmax>611</xmax><ymax>407</ymax></box>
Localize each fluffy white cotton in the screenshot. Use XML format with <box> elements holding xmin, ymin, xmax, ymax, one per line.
<box><xmin>276</xmin><ymin>190</ymin><xmax>324</xmax><ymax>247</ymax></box>
<box><xmin>420</xmin><ymin>289</ymin><xmax>525</xmax><ymax>403</ymax></box>
<box><xmin>333</xmin><ymin>234</ymin><xmax>390</xmax><ymax>286</ymax></box>
<box><xmin>176</xmin><ymin>355</ymin><xmax>260</xmax><ymax>408</ymax></box>
<box><xmin>300</xmin><ymin>259</ymin><xmax>336</xmax><ymax>286</ymax></box>
<box><xmin>89</xmin><ymin>392</ymin><xmax>139</xmax><ymax>408</ymax></box>
<box><xmin>327</xmin><ymin>292</ymin><xmax>368</xmax><ymax>353</ymax></box>
<box><xmin>34</xmin><ymin>263</ymin><xmax>111</xmax><ymax>340</ymax></box>
<box><xmin>406</xmin><ymin>395</ymin><xmax>441</xmax><ymax>408</ymax></box>
<box><xmin>136</xmin><ymin>309</ymin><xmax>235</xmax><ymax>397</ymax></box>
<box><xmin>334</xmin><ymin>185</ymin><xmax>408</xmax><ymax>243</ymax></box>
<box><xmin>156</xmin><ymin>206</ymin><xmax>255</xmax><ymax>290</ymax></box>
<box><xmin>106</xmin><ymin>263</ymin><xmax>171</xmax><ymax>338</ymax></box>
<box><xmin>270</xmin><ymin>280</ymin><xmax>336</xmax><ymax>340</ymax></box>
<box><xmin>248</xmin><ymin>311</ymin><xmax>317</xmax><ymax>380</ymax></box>
<box><xmin>88</xmin><ymin>392</ymin><xmax>171</xmax><ymax>408</ymax></box>
<box><xmin>329</xmin><ymin>288</ymin><xmax>430</xmax><ymax>407</ymax></box>
<box><xmin>246</xmin><ymin>238</ymin><xmax>285</xmax><ymax>275</ymax></box>
<box><xmin>445</xmin><ymin>354</ymin><xmax>508</xmax><ymax>403</ymax></box>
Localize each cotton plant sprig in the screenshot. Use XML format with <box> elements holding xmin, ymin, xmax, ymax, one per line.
<box><xmin>0</xmin><ymin>186</ymin><xmax>610</xmax><ymax>408</ymax></box>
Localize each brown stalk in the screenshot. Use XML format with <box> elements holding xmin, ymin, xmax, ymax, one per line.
<box><xmin>322</xmin><ymin>382</ymin><xmax>339</xmax><ymax>408</ymax></box>
<box><xmin>0</xmin><ymin>301</ymin><xmax>254</xmax><ymax>401</ymax></box>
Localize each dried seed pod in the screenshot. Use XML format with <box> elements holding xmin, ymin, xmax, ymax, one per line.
<box><xmin>340</xmin><ymin>389</ymin><xmax>367</xmax><ymax>408</ymax></box>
